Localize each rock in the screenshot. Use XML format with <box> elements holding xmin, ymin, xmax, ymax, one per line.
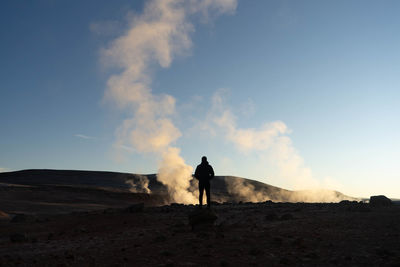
<box><xmin>103</xmin><ymin>208</ymin><xmax>118</xmax><ymax>214</ymax></box>
<box><xmin>11</xmin><ymin>214</ymin><xmax>36</xmax><ymax>223</ymax></box>
<box><xmin>219</xmin><ymin>259</ymin><xmax>229</xmax><ymax>267</ymax></box>
<box><xmin>339</xmin><ymin>200</ymin><xmax>355</xmax><ymax>205</ymax></box>
<box><xmin>160</xmin><ymin>250</ymin><xmax>173</xmax><ymax>256</ymax></box>
<box><xmin>210</xmin><ymin>201</ymin><xmax>220</xmax><ymax>206</ymax></box>
<box><xmin>10</xmin><ymin>233</ymin><xmax>27</xmax><ymax>243</ymax></box>
<box><xmin>265</xmin><ymin>212</ymin><xmax>278</xmax><ymax>221</ymax></box>
<box><xmin>249</xmin><ymin>247</ymin><xmax>262</xmax><ymax>256</ymax></box>
<box><xmin>170</xmin><ymin>203</ymin><xmax>184</xmax><ymax>207</ymax></box>
<box><xmin>125</xmin><ymin>203</ymin><xmax>144</xmax><ymax>213</ymax></box>
<box><xmin>273</xmin><ymin>237</ymin><xmax>283</xmax><ymax>245</ymax></box>
<box><xmin>153</xmin><ymin>234</ymin><xmax>167</xmax><ymax>243</ymax></box>
<box><xmin>280</xmin><ymin>213</ymin><xmax>294</xmax><ymax>220</ymax></box>
<box><xmin>188</xmin><ymin>209</ymin><xmax>218</xmax><ymax>230</ymax></box>
<box><xmin>369</xmin><ymin>195</ymin><xmax>392</xmax><ymax>207</ymax></box>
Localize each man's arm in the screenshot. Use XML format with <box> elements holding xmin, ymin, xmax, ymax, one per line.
<box><xmin>209</xmin><ymin>165</ymin><xmax>215</xmax><ymax>179</ymax></box>
<box><xmin>194</xmin><ymin>166</ymin><xmax>200</xmax><ymax>180</ymax></box>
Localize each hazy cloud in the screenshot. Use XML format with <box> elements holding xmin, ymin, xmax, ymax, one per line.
<box><xmin>74</xmin><ymin>134</ymin><xmax>97</xmax><ymax>140</ymax></box>
<box><xmin>90</xmin><ymin>20</ymin><xmax>123</xmax><ymax>37</ymax></box>
<box><xmin>201</xmin><ymin>89</ymin><xmax>330</xmax><ymax>191</ymax></box>
<box><xmin>239</xmin><ymin>98</ymin><xmax>256</xmax><ymax>117</ymax></box>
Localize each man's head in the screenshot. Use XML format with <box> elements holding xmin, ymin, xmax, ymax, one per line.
<box><xmin>201</xmin><ymin>156</ymin><xmax>207</xmax><ymax>164</ymax></box>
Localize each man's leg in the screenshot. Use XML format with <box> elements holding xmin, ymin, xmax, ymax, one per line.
<box><xmin>199</xmin><ymin>181</ymin><xmax>204</xmax><ymax>207</ymax></box>
<box><xmin>205</xmin><ymin>181</ymin><xmax>211</xmax><ymax>208</ymax></box>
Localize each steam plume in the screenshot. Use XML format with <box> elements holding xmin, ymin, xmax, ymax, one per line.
<box><xmin>103</xmin><ymin>0</ymin><xmax>237</xmax><ymax>203</ymax></box>
<box><xmin>226</xmin><ymin>177</ymin><xmax>270</xmax><ymax>203</ymax></box>
<box><xmin>226</xmin><ymin>177</ymin><xmax>356</xmax><ymax>203</ymax></box>
<box><xmin>125</xmin><ymin>175</ymin><xmax>151</xmax><ymax>194</ymax></box>
<box><xmin>206</xmin><ymin>89</ymin><xmax>347</xmax><ymax>202</ymax></box>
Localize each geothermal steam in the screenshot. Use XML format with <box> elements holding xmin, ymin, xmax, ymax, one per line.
<box><xmin>125</xmin><ymin>175</ymin><xmax>151</xmax><ymax>194</ymax></box>
<box><xmin>103</xmin><ymin>0</ymin><xmax>237</xmax><ymax>203</ymax></box>
<box><xmin>204</xmin><ymin>89</ymin><xmax>347</xmax><ymax>202</ymax></box>
<box><xmin>103</xmin><ymin>0</ymin><xmax>345</xmax><ymax>203</ymax></box>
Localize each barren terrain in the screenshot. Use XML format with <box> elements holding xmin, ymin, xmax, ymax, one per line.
<box><xmin>0</xmin><ymin>170</ymin><xmax>399</xmax><ymax>266</ymax></box>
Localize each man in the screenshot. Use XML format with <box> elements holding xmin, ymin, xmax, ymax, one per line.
<box><xmin>194</xmin><ymin>156</ymin><xmax>215</xmax><ymax>208</ymax></box>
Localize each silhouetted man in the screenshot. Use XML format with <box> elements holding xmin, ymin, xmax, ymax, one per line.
<box><xmin>194</xmin><ymin>156</ymin><xmax>214</xmax><ymax>208</ymax></box>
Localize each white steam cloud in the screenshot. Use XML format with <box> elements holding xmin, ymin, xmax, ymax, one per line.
<box><xmin>202</xmin><ymin>89</ymin><xmax>347</xmax><ymax>202</ymax></box>
<box><xmin>102</xmin><ymin>0</ymin><xmax>346</xmax><ymax>203</ymax></box>
<box><xmin>125</xmin><ymin>175</ymin><xmax>151</xmax><ymax>194</ymax></box>
<box><xmin>103</xmin><ymin>0</ymin><xmax>237</xmax><ymax>203</ymax></box>
<box><xmin>225</xmin><ymin>177</ymin><xmax>357</xmax><ymax>203</ymax></box>
<box><xmin>208</xmin><ymin>89</ymin><xmax>315</xmax><ymax>189</ymax></box>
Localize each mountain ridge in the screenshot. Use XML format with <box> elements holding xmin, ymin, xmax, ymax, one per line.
<box><xmin>0</xmin><ymin>169</ymin><xmax>359</xmax><ymax>204</ymax></box>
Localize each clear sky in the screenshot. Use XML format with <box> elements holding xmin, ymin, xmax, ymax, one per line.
<box><xmin>1</xmin><ymin>0</ymin><xmax>399</xmax><ymax>198</ymax></box>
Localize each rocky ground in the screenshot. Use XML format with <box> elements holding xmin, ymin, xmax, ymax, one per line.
<box><xmin>1</xmin><ymin>201</ymin><xmax>400</xmax><ymax>267</ymax></box>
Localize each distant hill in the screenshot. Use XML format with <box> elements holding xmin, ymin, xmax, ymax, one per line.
<box><xmin>0</xmin><ymin>169</ymin><xmax>359</xmax><ymax>204</ymax></box>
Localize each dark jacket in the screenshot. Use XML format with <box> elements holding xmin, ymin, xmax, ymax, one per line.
<box><xmin>194</xmin><ymin>162</ymin><xmax>215</xmax><ymax>182</ymax></box>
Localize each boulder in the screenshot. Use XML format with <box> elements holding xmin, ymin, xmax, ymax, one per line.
<box><xmin>369</xmin><ymin>195</ymin><xmax>392</xmax><ymax>207</ymax></box>
<box><xmin>188</xmin><ymin>208</ymin><xmax>217</xmax><ymax>230</ymax></box>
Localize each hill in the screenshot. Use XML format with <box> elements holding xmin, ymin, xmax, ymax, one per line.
<box><xmin>0</xmin><ymin>169</ymin><xmax>359</xmax><ymax>215</ymax></box>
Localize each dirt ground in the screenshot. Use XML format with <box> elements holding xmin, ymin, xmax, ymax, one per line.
<box><xmin>1</xmin><ymin>201</ymin><xmax>400</xmax><ymax>267</ymax></box>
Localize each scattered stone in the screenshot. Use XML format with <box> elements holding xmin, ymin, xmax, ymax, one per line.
<box><xmin>292</xmin><ymin>237</ymin><xmax>305</xmax><ymax>248</ymax></box>
<box><xmin>280</xmin><ymin>213</ymin><xmax>294</xmax><ymax>220</ymax></box>
<box><xmin>369</xmin><ymin>195</ymin><xmax>392</xmax><ymax>207</ymax></box>
<box><xmin>103</xmin><ymin>208</ymin><xmax>119</xmax><ymax>214</ymax></box>
<box><xmin>35</xmin><ymin>217</ymin><xmax>50</xmax><ymax>223</ymax></box>
<box><xmin>273</xmin><ymin>237</ymin><xmax>283</xmax><ymax>246</ymax></box>
<box><xmin>340</xmin><ymin>200</ymin><xmax>355</xmax><ymax>205</ymax></box>
<box><xmin>265</xmin><ymin>212</ymin><xmax>278</xmax><ymax>221</ymax></box>
<box><xmin>249</xmin><ymin>247</ymin><xmax>262</xmax><ymax>256</ymax></box>
<box><xmin>11</xmin><ymin>214</ymin><xmax>36</xmax><ymax>223</ymax></box>
<box><xmin>375</xmin><ymin>247</ymin><xmax>394</xmax><ymax>258</ymax></box>
<box><xmin>78</xmin><ymin>227</ymin><xmax>88</xmax><ymax>233</ymax></box>
<box><xmin>210</xmin><ymin>201</ymin><xmax>220</xmax><ymax>206</ymax></box>
<box><xmin>153</xmin><ymin>234</ymin><xmax>167</xmax><ymax>243</ymax></box>
<box><xmin>220</xmin><ymin>259</ymin><xmax>229</xmax><ymax>267</ymax></box>
<box><xmin>188</xmin><ymin>209</ymin><xmax>218</xmax><ymax>230</ymax></box>
<box><xmin>125</xmin><ymin>203</ymin><xmax>144</xmax><ymax>213</ymax></box>
<box><xmin>47</xmin><ymin>232</ymin><xmax>55</xmax><ymax>240</ymax></box>
<box><xmin>279</xmin><ymin>257</ymin><xmax>290</xmax><ymax>265</ymax></box>
<box><xmin>306</xmin><ymin>252</ymin><xmax>319</xmax><ymax>259</ymax></box>
<box><xmin>344</xmin><ymin>255</ymin><xmax>352</xmax><ymax>261</ymax></box>
<box><xmin>10</xmin><ymin>233</ymin><xmax>27</xmax><ymax>243</ymax></box>
<box><xmin>160</xmin><ymin>250</ymin><xmax>173</xmax><ymax>257</ymax></box>
<box><xmin>64</xmin><ymin>252</ymin><xmax>75</xmax><ymax>260</ymax></box>
<box><xmin>173</xmin><ymin>221</ymin><xmax>185</xmax><ymax>228</ymax></box>
<box><xmin>170</xmin><ymin>203</ymin><xmax>184</xmax><ymax>207</ymax></box>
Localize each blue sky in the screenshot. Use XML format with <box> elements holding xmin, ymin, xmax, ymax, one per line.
<box><xmin>1</xmin><ymin>0</ymin><xmax>399</xmax><ymax>198</ymax></box>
